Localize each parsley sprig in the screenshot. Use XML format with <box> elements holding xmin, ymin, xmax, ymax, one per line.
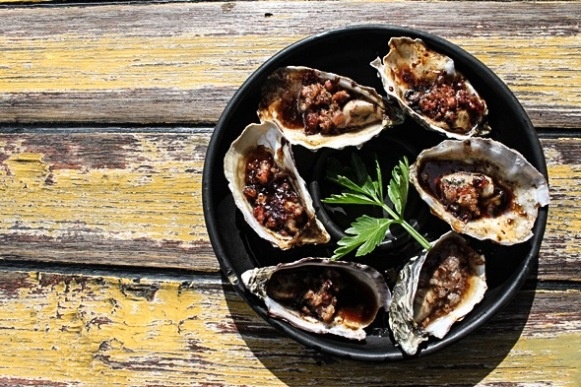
<box><xmin>323</xmin><ymin>154</ymin><xmax>432</xmax><ymax>260</ymax></box>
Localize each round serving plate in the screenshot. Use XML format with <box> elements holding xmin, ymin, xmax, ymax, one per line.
<box><xmin>202</xmin><ymin>25</ymin><xmax>549</xmax><ymax>361</ymax></box>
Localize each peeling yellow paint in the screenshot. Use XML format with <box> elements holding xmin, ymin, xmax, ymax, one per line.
<box><xmin>1</xmin><ymin>274</ymin><xmax>204</xmax><ymax>384</ymax></box>
<box><xmin>0</xmin><ymin>272</ymin><xmax>579</xmax><ymax>385</ymax></box>
<box><xmin>0</xmin><ymin>34</ymin><xmax>297</xmax><ymax>91</ymax></box>
<box><xmin>544</xmin><ymin>162</ymin><xmax>581</xmax><ymax>256</ymax></box>
<box><xmin>0</xmin><ymin>34</ymin><xmax>578</xmax><ymax>105</ymax></box>
<box><xmin>496</xmin><ymin>335</ymin><xmax>581</xmax><ymax>386</ymax></box>
<box><xmin>0</xmin><ymin>273</ymin><xmax>287</xmax><ymax>386</ymax></box>
<box><xmin>0</xmin><ymin>135</ymin><xmax>207</xmax><ymax>245</ymax></box>
<box><xmin>3</xmin><ymin>152</ymin><xmax>50</xmax><ymax>187</ymax></box>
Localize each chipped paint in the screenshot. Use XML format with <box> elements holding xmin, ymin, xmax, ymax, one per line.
<box><xmin>0</xmin><ymin>34</ymin><xmax>576</xmax><ymax>104</ymax></box>
<box><xmin>0</xmin><ymin>272</ymin><xmax>579</xmax><ymax>385</ymax></box>
<box><xmin>0</xmin><ymin>272</ymin><xmax>287</xmax><ymax>386</ymax></box>
<box><xmin>0</xmin><ymin>135</ymin><xmax>208</xmax><ymax>246</ymax></box>
<box><xmin>0</xmin><ymin>34</ymin><xmax>293</xmax><ymax>92</ymax></box>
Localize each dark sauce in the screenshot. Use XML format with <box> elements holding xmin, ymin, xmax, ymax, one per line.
<box><xmin>243</xmin><ymin>146</ymin><xmax>307</xmax><ymax>236</ymax></box>
<box><xmin>266</xmin><ymin>266</ymin><xmax>378</xmax><ymax>326</ymax></box>
<box><xmin>418</xmin><ymin>160</ymin><xmax>513</xmax><ymax>222</ymax></box>
<box><xmin>263</xmin><ymin>68</ymin><xmax>374</xmax><ymax>136</ymax></box>
<box><xmin>277</xmin><ymin>89</ymin><xmax>303</xmax><ymax>129</ymax></box>
<box><xmin>414</xmin><ymin>238</ymin><xmax>480</xmax><ymax>328</ymax></box>
<box><xmin>260</xmin><ymin>68</ymin><xmax>303</xmax><ymax>129</ymax></box>
<box><xmin>399</xmin><ymin>65</ymin><xmax>486</xmax><ymax>133</ymax></box>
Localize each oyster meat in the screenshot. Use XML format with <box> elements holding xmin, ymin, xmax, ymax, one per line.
<box><xmin>224</xmin><ymin>121</ymin><xmax>330</xmax><ymax>249</ymax></box>
<box><xmin>258</xmin><ymin>66</ymin><xmax>403</xmax><ymax>150</ymax></box>
<box><xmin>371</xmin><ymin>37</ymin><xmax>489</xmax><ymax>139</ymax></box>
<box><xmin>410</xmin><ymin>138</ymin><xmax>550</xmax><ymax>245</ymax></box>
<box><xmin>389</xmin><ymin>232</ymin><xmax>487</xmax><ymax>355</ymax></box>
<box><xmin>241</xmin><ymin>257</ymin><xmax>391</xmax><ymax>340</ymax></box>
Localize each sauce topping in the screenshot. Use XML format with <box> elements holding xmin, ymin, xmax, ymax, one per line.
<box><xmin>261</xmin><ymin>69</ymin><xmax>378</xmax><ymax>136</ymax></box>
<box><xmin>298</xmin><ymin>70</ymin><xmax>353</xmax><ymax>136</ymax></box>
<box><xmin>243</xmin><ymin>145</ymin><xmax>308</xmax><ymax>237</ymax></box>
<box><xmin>401</xmin><ymin>67</ymin><xmax>487</xmax><ymax>133</ymax></box>
<box><xmin>413</xmin><ymin>238</ymin><xmax>481</xmax><ymax>328</ymax></box>
<box><xmin>266</xmin><ymin>266</ymin><xmax>377</xmax><ymax>326</ymax></box>
<box><xmin>418</xmin><ymin>160</ymin><xmax>512</xmax><ymax>222</ymax></box>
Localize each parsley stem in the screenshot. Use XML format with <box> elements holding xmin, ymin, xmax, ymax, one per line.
<box><xmin>380</xmin><ymin>203</ymin><xmax>432</xmax><ymax>251</ymax></box>
<box><xmin>323</xmin><ymin>154</ymin><xmax>433</xmax><ymax>259</ymax></box>
<box><xmin>401</xmin><ymin>219</ymin><xmax>433</xmax><ymax>251</ymax></box>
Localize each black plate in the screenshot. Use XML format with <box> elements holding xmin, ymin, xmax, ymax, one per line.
<box><xmin>202</xmin><ymin>25</ymin><xmax>549</xmax><ymax>361</ymax></box>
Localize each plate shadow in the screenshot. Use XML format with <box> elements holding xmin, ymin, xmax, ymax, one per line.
<box><xmin>222</xmin><ymin>257</ymin><xmax>537</xmax><ymax>386</ymax></box>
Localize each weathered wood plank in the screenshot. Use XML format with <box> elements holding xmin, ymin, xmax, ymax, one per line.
<box><xmin>0</xmin><ymin>1</ymin><xmax>579</xmax><ymax>127</ymax></box>
<box><xmin>0</xmin><ymin>132</ymin><xmax>215</xmax><ymax>270</ymax></box>
<box><xmin>0</xmin><ymin>133</ymin><xmax>579</xmax><ymax>282</ymax></box>
<box><xmin>540</xmin><ymin>137</ymin><xmax>581</xmax><ymax>282</ymax></box>
<box><xmin>0</xmin><ymin>2</ymin><xmax>577</xmax><ymax>386</ymax></box>
<box><xmin>0</xmin><ymin>271</ymin><xmax>578</xmax><ymax>386</ymax></box>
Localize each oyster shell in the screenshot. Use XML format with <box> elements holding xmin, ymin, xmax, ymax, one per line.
<box><xmin>224</xmin><ymin>121</ymin><xmax>330</xmax><ymax>249</ymax></box>
<box><xmin>241</xmin><ymin>257</ymin><xmax>391</xmax><ymax>340</ymax></box>
<box><xmin>389</xmin><ymin>232</ymin><xmax>487</xmax><ymax>355</ymax></box>
<box><xmin>371</xmin><ymin>37</ymin><xmax>489</xmax><ymax>139</ymax></box>
<box><xmin>410</xmin><ymin>138</ymin><xmax>550</xmax><ymax>245</ymax></box>
<box><xmin>258</xmin><ymin>66</ymin><xmax>403</xmax><ymax>150</ymax></box>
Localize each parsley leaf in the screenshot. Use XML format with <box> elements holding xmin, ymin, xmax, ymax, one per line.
<box><xmin>332</xmin><ymin>215</ymin><xmax>396</xmax><ymax>260</ymax></box>
<box><xmin>323</xmin><ymin>154</ymin><xmax>431</xmax><ymax>260</ymax></box>
<box><xmin>388</xmin><ymin>157</ymin><xmax>409</xmax><ymax>216</ymax></box>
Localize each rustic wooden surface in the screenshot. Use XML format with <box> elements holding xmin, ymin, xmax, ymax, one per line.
<box><xmin>0</xmin><ymin>1</ymin><xmax>580</xmax><ymax>386</ymax></box>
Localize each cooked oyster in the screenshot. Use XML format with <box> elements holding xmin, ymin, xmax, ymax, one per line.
<box><xmin>389</xmin><ymin>232</ymin><xmax>487</xmax><ymax>355</ymax></box>
<box><xmin>258</xmin><ymin>66</ymin><xmax>403</xmax><ymax>150</ymax></box>
<box><xmin>371</xmin><ymin>37</ymin><xmax>489</xmax><ymax>139</ymax></box>
<box><xmin>224</xmin><ymin>121</ymin><xmax>330</xmax><ymax>249</ymax></box>
<box><xmin>410</xmin><ymin>138</ymin><xmax>550</xmax><ymax>245</ymax></box>
<box><xmin>241</xmin><ymin>257</ymin><xmax>391</xmax><ymax>340</ymax></box>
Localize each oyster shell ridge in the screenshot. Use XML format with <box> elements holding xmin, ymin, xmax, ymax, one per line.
<box><xmin>409</xmin><ymin>138</ymin><xmax>550</xmax><ymax>245</ymax></box>
<box><xmin>371</xmin><ymin>37</ymin><xmax>490</xmax><ymax>139</ymax></box>
<box><xmin>388</xmin><ymin>232</ymin><xmax>487</xmax><ymax>355</ymax></box>
<box><xmin>223</xmin><ymin>121</ymin><xmax>330</xmax><ymax>249</ymax></box>
<box><xmin>241</xmin><ymin>257</ymin><xmax>392</xmax><ymax>341</ymax></box>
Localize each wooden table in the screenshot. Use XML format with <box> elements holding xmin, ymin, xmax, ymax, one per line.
<box><xmin>0</xmin><ymin>1</ymin><xmax>579</xmax><ymax>385</ymax></box>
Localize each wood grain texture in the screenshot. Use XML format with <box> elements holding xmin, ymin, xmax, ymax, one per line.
<box><xmin>0</xmin><ymin>1</ymin><xmax>579</xmax><ymax>385</ymax></box>
<box><xmin>1</xmin><ymin>133</ymin><xmax>578</xmax><ymax>281</ymax></box>
<box><xmin>0</xmin><ymin>132</ymin><xmax>215</xmax><ymax>271</ymax></box>
<box><xmin>0</xmin><ymin>1</ymin><xmax>579</xmax><ymax>127</ymax></box>
<box><xmin>540</xmin><ymin>137</ymin><xmax>581</xmax><ymax>282</ymax></box>
<box><xmin>0</xmin><ymin>271</ymin><xmax>578</xmax><ymax>386</ymax></box>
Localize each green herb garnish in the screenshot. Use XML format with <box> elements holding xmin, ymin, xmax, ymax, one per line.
<box><xmin>323</xmin><ymin>154</ymin><xmax>431</xmax><ymax>260</ymax></box>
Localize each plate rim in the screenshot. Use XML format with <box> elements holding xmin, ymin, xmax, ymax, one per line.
<box><xmin>202</xmin><ymin>24</ymin><xmax>549</xmax><ymax>361</ymax></box>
